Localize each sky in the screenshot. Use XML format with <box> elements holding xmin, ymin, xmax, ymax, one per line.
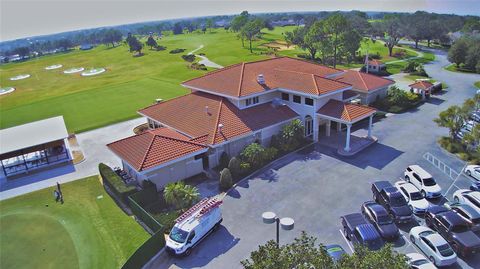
<box><xmin>1</xmin><ymin>0</ymin><xmax>479</xmax><ymax>41</ymax></box>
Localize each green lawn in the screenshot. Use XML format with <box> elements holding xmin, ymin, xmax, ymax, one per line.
<box><xmin>0</xmin><ymin>27</ymin><xmax>428</xmax><ymax>133</ymax></box>
<box><xmin>475</xmin><ymin>81</ymin><xmax>480</xmax><ymax>88</ymax></box>
<box><xmin>0</xmin><ymin>176</ymin><xmax>149</xmax><ymax>269</ymax></box>
<box><xmin>445</xmin><ymin>63</ymin><xmax>479</xmax><ymax>74</ymax></box>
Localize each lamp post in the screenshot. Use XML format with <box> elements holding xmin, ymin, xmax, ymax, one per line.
<box><xmin>262</xmin><ymin>211</ymin><xmax>294</xmax><ymax>247</ymax></box>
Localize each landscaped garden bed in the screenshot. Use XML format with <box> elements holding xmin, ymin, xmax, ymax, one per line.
<box><xmin>371</xmin><ymin>86</ymin><xmax>422</xmax><ymax>113</ymax></box>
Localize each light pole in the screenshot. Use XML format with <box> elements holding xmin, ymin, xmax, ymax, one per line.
<box><xmin>262</xmin><ymin>211</ymin><xmax>294</xmax><ymax>247</ymax></box>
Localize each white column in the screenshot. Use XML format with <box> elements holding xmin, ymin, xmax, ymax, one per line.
<box><xmin>368</xmin><ymin>115</ymin><xmax>373</xmax><ymax>138</ymax></box>
<box><xmin>337</xmin><ymin>122</ymin><xmax>342</xmax><ymax>132</ymax></box>
<box><xmin>326</xmin><ymin>120</ymin><xmax>331</xmax><ymax>137</ymax></box>
<box><xmin>344</xmin><ymin>124</ymin><xmax>352</xmax><ymax>152</ymax></box>
<box><xmin>422</xmin><ymin>89</ymin><xmax>425</xmax><ymax>100</ymax></box>
<box><xmin>313</xmin><ymin>116</ymin><xmax>319</xmax><ymax>142</ymax></box>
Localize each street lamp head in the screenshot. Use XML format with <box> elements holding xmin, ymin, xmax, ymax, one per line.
<box><xmin>262</xmin><ymin>211</ymin><xmax>277</xmax><ymax>224</ymax></box>
<box><xmin>280</xmin><ymin>217</ymin><xmax>294</xmax><ymax>230</ymax></box>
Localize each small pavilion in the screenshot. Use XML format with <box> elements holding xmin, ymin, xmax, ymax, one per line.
<box><xmin>409</xmin><ymin>81</ymin><xmax>434</xmax><ymax>100</ymax></box>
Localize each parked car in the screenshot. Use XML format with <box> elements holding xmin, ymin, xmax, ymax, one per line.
<box><xmin>404</xmin><ymin>165</ymin><xmax>442</xmax><ymax>199</ymax></box>
<box><xmin>464</xmin><ymin>165</ymin><xmax>480</xmax><ymax>181</ymax></box>
<box><xmin>455</xmin><ymin>130</ymin><xmax>465</xmax><ymax>140</ymax></box>
<box><xmin>470</xmin><ymin>181</ymin><xmax>480</xmax><ymax>191</ymax></box>
<box><xmin>325</xmin><ymin>244</ymin><xmax>347</xmax><ymax>262</ymax></box>
<box><xmin>453</xmin><ymin>190</ymin><xmax>480</xmax><ymax>213</ymax></box>
<box><xmin>425</xmin><ymin>210</ymin><xmax>480</xmax><ymax>257</ymax></box>
<box><xmin>471</xmin><ymin>111</ymin><xmax>480</xmax><ymax>123</ymax></box>
<box><xmin>409</xmin><ymin>226</ymin><xmax>457</xmax><ymax>267</ymax></box>
<box><xmin>340</xmin><ymin>213</ymin><xmax>384</xmax><ymax>250</ymax></box>
<box><xmin>361</xmin><ymin>201</ymin><xmax>400</xmax><ymax>241</ymax></box>
<box><xmin>463</xmin><ymin>120</ymin><xmax>477</xmax><ymax>132</ymax></box>
<box><xmin>395</xmin><ymin>181</ymin><xmax>430</xmax><ymax>214</ymax></box>
<box><xmin>406</xmin><ymin>252</ymin><xmax>437</xmax><ymax>269</ymax></box>
<box><xmin>425</xmin><ymin>205</ymin><xmax>450</xmax><ymax>227</ymax></box>
<box><xmin>445</xmin><ymin>202</ymin><xmax>480</xmax><ymax>233</ymax></box>
<box><xmin>371</xmin><ymin>181</ymin><xmax>413</xmax><ymax>223</ymax></box>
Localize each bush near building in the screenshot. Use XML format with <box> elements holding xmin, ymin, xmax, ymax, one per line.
<box><xmin>220</xmin><ymin>168</ymin><xmax>234</xmax><ymax>190</ymax></box>
<box><xmin>98</xmin><ymin>163</ymin><xmax>137</xmax><ymax>206</ymax></box>
<box><xmin>372</xmin><ymin>86</ymin><xmax>421</xmax><ymax>113</ymax></box>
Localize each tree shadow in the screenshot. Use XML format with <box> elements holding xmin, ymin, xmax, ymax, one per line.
<box><xmin>425</xmin><ymin>97</ymin><xmax>445</xmax><ymax>105</ymax></box>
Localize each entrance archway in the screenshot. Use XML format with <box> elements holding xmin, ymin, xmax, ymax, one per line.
<box><xmin>304</xmin><ymin>115</ymin><xmax>313</xmax><ymax>137</ymax></box>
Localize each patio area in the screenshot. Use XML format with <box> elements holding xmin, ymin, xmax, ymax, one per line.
<box><xmin>318</xmin><ymin>129</ymin><xmax>378</xmax><ymax>156</ymax></box>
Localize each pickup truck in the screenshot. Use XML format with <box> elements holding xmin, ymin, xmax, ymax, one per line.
<box><xmin>341</xmin><ymin>213</ymin><xmax>384</xmax><ymax>250</ymax></box>
<box><xmin>371</xmin><ymin>181</ymin><xmax>413</xmax><ymax>223</ymax></box>
<box><xmin>426</xmin><ymin>210</ymin><xmax>480</xmax><ymax>257</ymax></box>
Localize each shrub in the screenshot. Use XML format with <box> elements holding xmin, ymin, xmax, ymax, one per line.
<box><xmin>190</xmin><ymin>62</ymin><xmax>208</xmax><ymax>70</ymax></box>
<box><xmin>121</xmin><ymin>230</ymin><xmax>166</xmax><ymax>269</ymax></box>
<box><xmin>370</xmin><ymin>52</ymin><xmax>381</xmax><ymax>59</ymax></box>
<box><xmin>219</xmin><ymin>152</ymin><xmax>230</xmax><ymax>169</ymax></box>
<box><xmin>263</xmin><ymin>147</ymin><xmax>278</xmax><ymax>162</ymax></box>
<box><xmin>98</xmin><ymin>163</ymin><xmax>137</xmax><ymax>205</ymax></box>
<box><xmin>279</xmin><ymin>119</ymin><xmax>305</xmax><ymax>152</ymax></box>
<box><xmin>228</xmin><ymin>157</ymin><xmax>241</xmax><ymax>178</ymax></box>
<box><xmin>241</xmin><ymin>143</ymin><xmax>265</xmax><ymax>167</ymax></box>
<box><xmin>240</xmin><ymin>162</ymin><xmax>251</xmax><ymax>174</ymax></box>
<box><xmin>270</xmin><ymin>134</ymin><xmax>280</xmax><ymax>149</ymax></box>
<box><xmin>155</xmin><ymin>45</ymin><xmax>166</xmax><ymax>51</ymax></box>
<box><xmin>181</xmin><ymin>54</ymin><xmax>196</xmax><ymax>62</ymax></box>
<box><xmin>219</xmin><ymin>168</ymin><xmax>233</xmax><ymax>191</ymax></box>
<box><xmin>163</xmin><ymin>182</ymin><xmax>200</xmax><ymax>210</ymax></box>
<box><xmin>169</xmin><ymin>48</ymin><xmax>186</xmax><ymax>54</ymax></box>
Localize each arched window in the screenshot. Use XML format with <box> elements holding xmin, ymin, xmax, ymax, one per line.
<box><xmin>304</xmin><ymin>115</ymin><xmax>313</xmax><ymax>137</ymax></box>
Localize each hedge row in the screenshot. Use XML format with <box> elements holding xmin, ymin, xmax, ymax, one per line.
<box><xmin>99</xmin><ymin>163</ymin><xmax>137</xmax><ymax>205</ymax></box>
<box><xmin>121</xmin><ymin>229</ymin><xmax>166</xmax><ymax>269</ymax></box>
<box><xmin>129</xmin><ymin>192</ymin><xmax>163</xmax><ymax>232</ymax></box>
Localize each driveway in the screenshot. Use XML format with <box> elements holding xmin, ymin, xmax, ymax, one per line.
<box><xmin>147</xmin><ymin>48</ymin><xmax>480</xmax><ymax>268</ymax></box>
<box><xmin>0</xmin><ymin>117</ymin><xmax>145</xmax><ymax>200</ymax></box>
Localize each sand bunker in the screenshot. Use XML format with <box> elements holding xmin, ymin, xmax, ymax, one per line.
<box><xmin>0</xmin><ymin>87</ymin><xmax>15</xmax><ymax>95</ymax></box>
<box><xmin>45</xmin><ymin>64</ymin><xmax>63</xmax><ymax>70</ymax></box>
<box><xmin>262</xmin><ymin>41</ymin><xmax>295</xmax><ymax>51</ymax></box>
<box><xmin>10</xmin><ymin>74</ymin><xmax>31</xmax><ymax>81</ymax></box>
<box><xmin>64</xmin><ymin>67</ymin><xmax>85</xmax><ymax>74</ymax></box>
<box><xmin>81</xmin><ymin>68</ymin><xmax>106</xmax><ymax>76</ymax></box>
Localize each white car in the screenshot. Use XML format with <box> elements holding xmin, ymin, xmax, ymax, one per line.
<box><xmin>406</xmin><ymin>253</ymin><xmax>437</xmax><ymax>269</ymax></box>
<box><xmin>395</xmin><ymin>181</ymin><xmax>430</xmax><ymax>214</ymax></box>
<box><xmin>463</xmin><ymin>120</ymin><xmax>477</xmax><ymax>132</ymax></box>
<box><xmin>404</xmin><ymin>165</ymin><xmax>442</xmax><ymax>199</ymax></box>
<box><xmin>453</xmin><ymin>190</ymin><xmax>480</xmax><ymax>214</ymax></box>
<box><xmin>409</xmin><ymin>226</ymin><xmax>457</xmax><ymax>267</ymax></box>
<box><xmin>464</xmin><ymin>165</ymin><xmax>480</xmax><ymax>181</ymax></box>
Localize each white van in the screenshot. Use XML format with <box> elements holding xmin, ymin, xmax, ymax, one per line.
<box><xmin>166</xmin><ymin>197</ymin><xmax>223</xmax><ymax>256</ymax></box>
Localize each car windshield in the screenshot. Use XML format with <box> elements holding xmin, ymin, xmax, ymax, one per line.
<box><xmin>437</xmin><ymin>244</ymin><xmax>455</xmax><ymax>257</ymax></box>
<box><xmin>366</xmin><ymin>238</ymin><xmax>383</xmax><ymax>251</ymax></box>
<box><xmin>423</xmin><ymin>177</ymin><xmax>436</xmax><ymax>186</ymax></box>
<box><xmin>169</xmin><ymin>227</ymin><xmax>189</xmax><ymax>243</ymax></box>
<box><xmin>411</xmin><ymin>259</ymin><xmax>429</xmax><ymax>266</ymax></box>
<box><xmin>451</xmin><ymin>224</ymin><xmax>469</xmax><ymax>233</ymax></box>
<box><xmin>472</xmin><ymin>217</ymin><xmax>480</xmax><ymax>224</ymax></box>
<box><xmin>390</xmin><ymin>196</ymin><xmax>407</xmax><ymax>207</ymax></box>
<box><xmin>410</xmin><ymin>191</ymin><xmax>423</xmax><ymax>201</ymax></box>
<box><xmin>377</xmin><ymin>215</ymin><xmax>393</xmax><ymax>225</ymax></box>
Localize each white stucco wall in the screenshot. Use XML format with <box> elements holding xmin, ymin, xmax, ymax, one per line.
<box><xmin>238</xmin><ymin>91</ymin><xmax>280</xmax><ymax>109</ymax></box>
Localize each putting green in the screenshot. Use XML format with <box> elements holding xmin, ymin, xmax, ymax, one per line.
<box><xmin>0</xmin><ymin>213</ymin><xmax>79</xmax><ymax>269</ymax></box>
<box><xmin>0</xmin><ymin>176</ymin><xmax>149</xmax><ymax>269</ymax></box>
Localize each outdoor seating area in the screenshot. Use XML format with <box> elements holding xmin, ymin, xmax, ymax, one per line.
<box><xmin>113</xmin><ymin>167</ymin><xmax>136</xmax><ymax>186</ymax></box>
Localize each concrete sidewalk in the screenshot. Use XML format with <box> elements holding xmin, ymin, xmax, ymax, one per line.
<box><xmin>0</xmin><ymin>117</ymin><xmax>145</xmax><ymax>201</ymax></box>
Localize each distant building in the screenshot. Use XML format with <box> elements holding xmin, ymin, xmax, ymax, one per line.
<box><xmin>271</xmin><ymin>19</ymin><xmax>296</xmax><ymax>27</ymax></box>
<box><xmin>365</xmin><ymin>59</ymin><xmax>386</xmax><ymax>74</ymax></box>
<box><xmin>80</xmin><ymin>44</ymin><xmax>93</xmax><ymax>50</ymax></box>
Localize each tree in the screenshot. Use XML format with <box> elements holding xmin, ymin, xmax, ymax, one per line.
<box><xmin>465</xmin><ymin>40</ymin><xmax>480</xmax><ymax>71</ymax></box>
<box><xmin>127</xmin><ymin>34</ymin><xmax>143</xmax><ymax>55</ymax></box>
<box><xmin>293</xmin><ymin>14</ymin><xmax>304</xmax><ymax>26</ymax></box>
<box><xmin>241</xmin><ymin>231</ymin><xmax>408</xmax><ymax>269</ymax></box>
<box><xmin>448</xmin><ymin>38</ymin><xmax>468</xmax><ymax>67</ymax></box>
<box><xmin>241</xmin><ymin>143</ymin><xmax>265</xmax><ymax>167</ymax></box>
<box><xmin>103</xmin><ymin>29</ymin><xmax>122</xmax><ymax>47</ymax></box>
<box><xmin>163</xmin><ymin>182</ymin><xmax>200</xmax><ymax>209</ymax></box>
<box><xmin>322</xmin><ymin>13</ymin><xmax>349</xmax><ymax>68</ymax></box>
<box><xmin>241</xmin><ymin>19</ymin><xmax>263</xmax><ymax>53</ymax></box>
<box><xmin>341</xmin><ymin>29</ymin><xmax>362</xmax><ymax>64</ymax></box>
<box><xmin>463</xmin><ymin>124</ymin><xmax>480</xmax><ymax>152</ymax></box>
<box><xmin>219</xmin><ymin>168</ymin><xmax>233</xmax><ymax>190</ymax></box>
<box><xmin>280</xmin><ymin>119</ymin><xmax>305</xmax><ymax>151</ymax></box>
<box><xmin>407</xmin><ymin>12</ymin><xmax>429</xmax><ymax>49</ymax></box>
<box><xmin>228</xmin><ymin>157</ymin><xmax>241</xmax><ymax>178</ymax></box>
<box><xmin>173</xmin><ymin>22</ymin><xmax>183</xmax><ymax>35</ymax></box>
<box><xmin>303</xmin><ymin>21</ymin><xmax>324</xmax><ymax>60</ymax></box>
<box><xmin>231</xmin><ymin>11</ymin><xmax>249</xmax><ymax>32</ymax></box>
<box><xmin>284</xmin><ymin>26</ymin><xmax>306</xmax><ymax>52</ymax></box>
<box><xmin>146</xmin><ymin>35</ymin><xmax>158</xmax><ymax>49</ymax></box>
<box><xmin>424</xmin><ymin>19</ymin><xmax>446</xmax><ymax>47</ymax></box>
<box><xmin>205</xmin><ymin>18</ymin><xmax>214</xmax><ymax>32</ymax></box>
<box><xmin>13</xmin><ymin>46</ymin><xmax>30</xmax><ymax>58</ymax></box>
<box><xmin>434</xmin><ymin>105</ymin><xmax>467</xmax><ymax>140</ymax></box>
<box><xmin>382</xmin><ymin>16</ymin><xmax>403</xmax><ymax>56</ymax></box>
<box><xmin>55</xmin><ymin>38</ymin><xmax>73</xmax><ymax>51</ymax></box>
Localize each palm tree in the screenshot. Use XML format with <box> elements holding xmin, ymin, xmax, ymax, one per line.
<box><xmin>163</xmin><ymin>182</ymin><xmax>200</xmax><ymax>210</ymax></box>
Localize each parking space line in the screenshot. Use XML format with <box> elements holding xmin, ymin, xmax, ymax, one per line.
<box><xmin>338</xmin><ymin>229</ymin><xmax>354</xmax><ymax>253</ymax></box>
<box><xmin>445</xmin><ymin>163</ymin><xmax>469</xmax><ymax>197</ymax></box>
<box><xmin>423</xmin><ymin>152</ymin><xmax>461</xmax><ymax>181</ymax></box>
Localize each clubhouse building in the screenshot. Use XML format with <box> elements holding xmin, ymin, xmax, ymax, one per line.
<box><xmin>107</xmin><ymin>57</ymin><xmax>394</xmax><ymax>189</ymax></box>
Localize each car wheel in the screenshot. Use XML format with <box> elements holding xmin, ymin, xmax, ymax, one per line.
<box><xmin>184</xmin><ymin>248</ymin><xmax>192</xmax><ymax>256</ymax></box>
<box><xmin>454</xmin><ymin>196</ymin><xmax>460</xmax><ymax>203</ymax></box>
<box><xmin>344</xmin><ymin>228</ymin><xmax>350</xmax><ymax>240</ymax></box>
<box><xmin>452</xmin><ymin>243</ymin><xmax>460</xmax><ymax>254</ymax></box>
<box><xmin>213</xmin><ymin>222</ymin><xmax>221</xmax><ymax>230</ymax></box>
<box><xmin>410</xmin><ymin>235</ymin><xmax>415</xmax><ymax>243</ymax></box>
<box><xmin>466</xmin><ymin>170</ymin><xmax>472</xmax><ymax>176</ymax></box>
<box><xmin>409</xmin><ymin>205</ymin><xmax>414</xmax><ymax>212</ymax></box>
<box><xmin>405</xmin><ymin>176</ymin><xmax>410</xmax><ymax>182</ymax></box>
<box><xmin>429</xmin><ymin>256</ymin><xmax>436</xmax><ymax>266</ymax></box>
<box><xmin>421</xmin><ymin>190</ymin><xmax>426</xmax><ymax>198</ymax></box>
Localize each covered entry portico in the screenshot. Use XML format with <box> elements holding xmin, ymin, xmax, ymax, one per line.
<box><xmin>316</xmin><ymin>100</ymin><xmax>377</xmax><ymax>156</ymax></box>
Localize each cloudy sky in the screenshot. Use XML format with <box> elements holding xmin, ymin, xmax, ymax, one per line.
<box><xmin>1</xmin><ymin>0</ymin><xmax>479</xmax><ymax>41</ymax></box>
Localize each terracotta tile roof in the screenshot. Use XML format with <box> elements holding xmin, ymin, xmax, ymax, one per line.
<box><xmin>107</xmin><ymin>128</ymin><xmax>208</xmax><ymax>171</ymax></box>
<box><xmin>368</xmin><ymin>59</ymin><xmax>384</xmax><ymax>66</ymax></box>
<box><xmin>342</xmin><ymin>90</ymin><xmax>360</xmax><ymax>100</ymax></box>
<box><xmin>182</xmin><ymin>57</ymin><xmax>343</xmax><ymax>97</ymax></box>
<box><xmin>334</xmin><ymin>70</ymin><xmax>394</xmax><ymax>92</ymax></box>
<box><xmin>409</xmin><ymin>81</ymin><xmax>433</xmax><ymax>90</ymax></box>
<box><xmin>317</xmin><ymin>99</ymin><xmax>376</xmax><ymax>122</ymax></box>
<box><xmin>139</xmin><ymin>91</ymin><xmax>299</xmax><ymax>145</ymax></box>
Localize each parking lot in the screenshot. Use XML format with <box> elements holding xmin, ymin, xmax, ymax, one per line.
<box><xmin>145</xmin><ymin>49</ymin><xmax>480</xmax><ymax>269</ymax></box>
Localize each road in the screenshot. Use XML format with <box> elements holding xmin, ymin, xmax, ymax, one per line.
<box><xmin>145</xmin><ymin>47</ymin><xmax>480</xmax><ymax>268</ymax></box>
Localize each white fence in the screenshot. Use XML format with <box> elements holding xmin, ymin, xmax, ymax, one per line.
<box><xmin>423</xmin><ymin>152</ymin><xmax>459</xmax><ymax>181</ymax></box>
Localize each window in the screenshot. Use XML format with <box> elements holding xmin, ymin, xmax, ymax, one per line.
<box><xmin>305</xmin><ymin>98</ymin><xmax>314</xmax><ymax>106</ymax></box>
<box><xmin>245</xmin><ymin>96</ymin><xmax>260</xmax><ymax>107</ymax></box>
<box><xmin>293</xmin><ymin>95</ymin><xmax>301</xmax><ymax>103</ymax></box>
<box><xmin>246</xmin><ymin>98</ymin><xmax>251</xmax><ymax>106</ymax></box>
<box><xmin>253</xmin><ymin>96</ymin><xmax>259</xmax><ymax>104</ymax></box>
<box><xmin>281</xmin><ymin>93</ymin><xmax>289</xmax><ymax>101</ymax></box>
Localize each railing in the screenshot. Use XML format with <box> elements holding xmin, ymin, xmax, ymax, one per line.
<box><xmin>423</xmin><ymin>152</ymin><xmax>459</xmax><ymax>180</ymax></box>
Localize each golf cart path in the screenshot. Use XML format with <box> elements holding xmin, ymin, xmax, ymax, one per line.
<box><xmin>188</xmin><ymin>45</ymin><xmax>224</xmax><ymax>69</ymax></box>
<box><xmin>374</xmin><ymin>40</ymin><xmax>424</xmax><ymax>65</ymax></box>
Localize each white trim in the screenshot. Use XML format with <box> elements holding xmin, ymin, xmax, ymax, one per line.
<box><xmin>316</xmin><ymin>110</ymin><xmax>375</xmax><ymax>124</ymax></box>
<box><xmin>181</xmin><ymin>84</ymin><xmax>241</xmax><ymax>100</ymax></box>
<box><xmin>139</xmin><ymin>148</ymin><xmax>209</xmax><ymax>174</ymax></box>
<box><xmin>137</xmin><ymin>112</ymin><xmax>195</xmax><ymax>139</ymax></box>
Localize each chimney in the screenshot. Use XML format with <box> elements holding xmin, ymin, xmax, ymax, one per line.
<box><xmin>218</xmin><ymin>123</ymin><xmax>224</xmax><ymax>133</ymax></box>
<box><xmin>205</xmin><ymin>106</ymin><xmax>210</xmax><ymax>115</ymax></box>
<box><xmin>155</xmin><ymin>98</ymin><xmax>163</xmax><ymax>104</ymax></box>
<box><xmin>257</xmin><ymin>74</ymin><xmax>265</xmax><ymax>85</ymax></box>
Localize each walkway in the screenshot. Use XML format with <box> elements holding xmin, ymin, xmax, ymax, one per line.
<box><xmin>187</xmin><ymin>45</ymin><xmax>224</xmax><ymax>69</ymax></box>
<box><xmin>0</xmin><ymin>117</ymin><xmax>145</xmax><ymax>200</ymax></box>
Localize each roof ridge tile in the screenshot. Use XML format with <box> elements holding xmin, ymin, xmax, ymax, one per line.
<box><xmin>211</xmin><ymin>98</ymin><xmax>224</xmax><ymax>144</ymax></box>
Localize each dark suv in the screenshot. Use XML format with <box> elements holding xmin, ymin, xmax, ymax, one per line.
<box><xmin>361</xmin><ymin>201</ymin><xmax>400</xmax><ymax>241</ymax></box>
<box><xmin>341</xmin><ymin>213</ymin><xmax>384</xmax><ymax>250</ymax></box>
<box><xmin>427</xmin><ymin>210</ymin><xmax>480</xmax><ymax>257</ymax></box>
<box><xmin>371</xmin><ymin>181</ymin><xmax>413</xmax><ymax>223</ymax></box>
